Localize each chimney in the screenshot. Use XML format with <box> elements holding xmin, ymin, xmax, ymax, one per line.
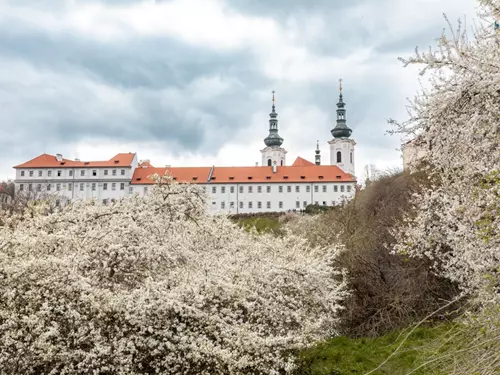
<box><xmin>75</xmin><ymin>158</ymin><xmax>80</xmax><ymax>162</ymax></box>
<box><xmin>56</xmin><ymin>153</ymin><xmax>63</xmax><ymax>162</ymax></box>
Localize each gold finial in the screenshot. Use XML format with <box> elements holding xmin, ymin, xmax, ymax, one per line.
<box><xmin>272</xmin><ymin>90</ymin><xmax>275</xmax><ymax>103</ymax></box>
<box><xmin>339</xmin><ymin>78</ymin><xmax>343</xmax><ymax>93</ymax></box>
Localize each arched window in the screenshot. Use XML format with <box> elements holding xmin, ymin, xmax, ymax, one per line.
<box><xmin>280</xmin><ymin>160</ymin><xmax>284</xmax><ymax>166</ymax></box>
<box><xmin>336</xmin><ymin>151</ymin><xmax>342</xmax><ymax>163</ymax></box>
<box><xmin>267</xmin><ymin>159</ymin><xmax>272</xmax><ymax>166</ymax></box>
<box><xmin>350</xmin><ymin>152</ymin><xmax>353</xmax><ymax>163</ymax></box>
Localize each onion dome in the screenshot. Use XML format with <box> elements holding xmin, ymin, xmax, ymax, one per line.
<box><xmin>264</xmin><ymin>91</ymin><xmax>284</xmax><ymax>147</ymax></box>
<box><xmin>331</xmin><ymin>79</ymin><xmax>353</xmax><ymax>139</ymax></box>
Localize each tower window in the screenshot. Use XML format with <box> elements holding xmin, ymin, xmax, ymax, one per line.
<box><xmin>267</xmin><ymin>159</ymin><xmax>272</xmax><ymax>166</ymax></box>
<box><xmin>337</xmin><ymin>151</ymin><xmax>342</xmax><ymax>163</ymax></box>
<box><xmin>280</xmin><ymin>160</ymin><xmax>284</xmax><ymax>166</ymax></box>
<box><xmin>350</xmin><ymin>152</ymin><xmax>353</xmax><ymax>163</ymax></box>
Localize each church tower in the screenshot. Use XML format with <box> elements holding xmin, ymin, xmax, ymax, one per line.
<box><xmin>261</xmin><ymin>91</ymin><xmax>287</xmax><ymax>166</ymax></box>
<box><xmin>315</xmin><ymin>140</ymin><xmax>321</xmax><ymax>165</ymax></box>
<box><xmin>328</xmin><ymin>79</ymin><xmax>356</xmax><ymax>175</ymax></box>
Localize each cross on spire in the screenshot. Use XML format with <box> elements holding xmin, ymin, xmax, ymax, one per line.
<box><xmin>272</xmin><ymin>90</ymin><xmax>275</xmax><ymax>103</ymax></box>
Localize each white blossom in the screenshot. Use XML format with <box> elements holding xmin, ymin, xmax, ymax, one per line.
<box><xmin>0</xmin><ymin>174</ymin><xmax>348</xmax><ymax>374</ymax></box>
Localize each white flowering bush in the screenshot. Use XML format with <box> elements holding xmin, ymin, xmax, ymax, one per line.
<box><xmin>0</xmin><ymin>175</ymin><xmax>347</xmax><ymax>375</ymax></box>
<box><xmin>390</xmin><ymin>0</ymin><xmax>500</xmax><ymax>294</ymax></box>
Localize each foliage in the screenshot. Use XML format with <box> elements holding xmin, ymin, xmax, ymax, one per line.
<box><xmin>0</xmin><ymin>174</ymin><xmax>348</xmax><ymax>375</ymax></box>
<box><xmin>234</xmin><ymin>216</ymin><xmax>283</xmax><ymax>235</ymax></box>
<box><xmin>284</xmin><ymin>171</ymin><xmax>460</xmax><ymax>337</ymax></box>
<box><xmin>304</xmin><ymin>205</ymin><xmax>331</xmax><ymax>215</ymax></box>
<box><xmin>389</xmin><ymin>0</ymin><xmax>500</xmax><ymax>295</ymax></box>
<box><xmin>296</xmin><ymin>323</ymin><xmax>459</xmax><ymax>375</ymax></box>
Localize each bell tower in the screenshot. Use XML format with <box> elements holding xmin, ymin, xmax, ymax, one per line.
<box><xmin>328</xmin><ymin>79</ymin><xmax>356</xmax><ymax>176</ymax></box>
<box><xmin>261</xmin><ymin>91</ymin><xmax>287</xmax><ymax>166</ymax></box>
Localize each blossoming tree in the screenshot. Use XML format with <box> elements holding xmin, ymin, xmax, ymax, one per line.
<box><xmin>390</xmin><ymin>0</ymin><xmax>500</xmax><ymax>294</ymax></box>
<box><xmin>0</xmin><ymin>175</ymin><xmax>347</xmax><ymax>374</ymax></box>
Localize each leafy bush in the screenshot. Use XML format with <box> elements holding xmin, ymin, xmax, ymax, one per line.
<box><xmin>0</xmin><ymin>175</ymin><xmax>348</xmax><ymax>375</ymax></box>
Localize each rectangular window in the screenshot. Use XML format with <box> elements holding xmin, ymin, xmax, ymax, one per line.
<box><xmin>295</xmin><ymin>185</ymin><xmax>300</xmax><ymax>193</ymax></box>
<box><xmin>257</xmin><ymin>186</ymin><xmax>262</xmax><ymax>193</ymax></box>
<box><xmin>21</xmin><ymin>171</ymin><xmax>25</xmax><ymax>177</ymax></box>
<box><xmin>266</xmin><ymin>201</ymin><xmax>271</xmax><ymax>209</ymax></box>
<box><xmin>92</xmin><ymin>170</ymin><xmax>97</xmax><ymax>176</ymax></box>
<box><xmin>47</xmin><ymin>184</ymin><xmax>51</xmax><ymax>191</ymax></box>
<box><xmin>221</xmin><ymin>201</ymin><xmax>225</xmax><ymax>209</ymax></box>
<box><xmin>248</xmin><ymin>186</ymin><xmax>253</xmax><ymax>193</ymax></box>
<box><xmin>266</xmin><ymin>186</ymin><xmax>271</xmax><ymax>193</ymax></box>
<box><xmin>303</xmin><ymin>201</ymin><xmax>307</xmax><ymax>208</ymax></box>
<box><xmin>104</xmin><ymin>170</ymin><xmax>108</xmax><ymax>176</ymax></box>
<box><xmin>334</xmin><ymin>185</ymin><xmax>338</xmax><ymax>192</ymax></box>
<box><xmin>48</xmin><ymin>170</ymin><xmax>52</xmax><ymax>177</ymax></box>
<box><xmin>121</xmin><ymin>169</ymin><xmax>125</xmax><ymax>176</ymax></box>
<box><xmin>221</xmin><ymin>186</ymin><xmax>226</xmax><ymax>194</ymax></box>
<box><xmin>323</xmin><ymin>201</ymin><xmax>327</xmax><ymax>206</ymax></box>
<box><xmin>36</xmin><ymin>184</ymin><xmax>41</xmax><ymax>192</ymax></box>
<box><xmin>341</xmin><ymin>185</ymin><xmax>345</xmax><ymax>192</ymax></box>
<box><xmin>347</xmin><ymin>185</ymin><xmax>352</xmax><ymax>192</ymax></box>
<box><xmin>239</xmin><ymin>186</ymin><xmax>243</xmax><ymax>193</ymax></box>
<box><xmin>120</xmin><ymin>183</ymin><xmax>125</xmax><ymax>191</ymax></box>
<box><xmin>287</xmin><ymin>186</ymin><xmax>291</xmax><ymax>193</ymax></box>
<box><xmin>55</xmin><ymin>200</ymin><xmax>60</xmax><ymax>207</ymax></box>
<box><xmin>315</xmin><ymin>201</ymin><xmax>319</xmax><ymax>205</ymax></box>
<box><xmin>279</xmin><ymin>201</ymin><xmax>283</xmax><ymax>209</ymax></box>
<box><xmin>129</xmin><ymin>187</ymin><xmax>133</xmax><ymax>194</ymax></box>
<box><xmin>239</xmin><ymin>201</ymin><xmax>244</xmax><ymax>208</ymax></box>
<box><xmin>248</xmin><ymin>201</ymin><xmax>253</xmax><ymax>209</ymax></box>
<box><xmin>57</xmin><ymin>170</ymin><xmax>62</xmax><ymax>177</ymax></box>
<box><xmin>112</xmin><ymin>183</ymin><xmax>116</xmax><ymax>191</ymax></box>
<box><xmin>28</xmin><ymin>184</ymin><xmax>32</xmax><ymax>191</ymax></box>
<box><xmin>80</xmin><ymin>170</ymin><xmax>85</xmax><ymax>177</ymax></box>
<box><xmin>230</xmin><ymin>202</ymin><xmax>235</xmax><ymax>208</ymax></box>
<box><xmin>69</xmin><ymin>170</ymin><xmax>73</xmax><ymax>177</ymax></box>
<box><xmin>144</xmin><ymin>186</ymin><xmax>148</xmax><ymax>194</ymax></box>
<box><xmin>79</xmin><ymin>183</ymin><xmax>84</xmax><ymax>191</ymax></box>
<box><xmin>103</xmin><ymin>199</ymin><xmax>108</xmax><ymax>205</ymax></box>
<box><xmin>103</xmin><ymin>183</ymin><xmax>108</xmax><ymax>191</ymax></box>
<box><xmin>306</xmin><ymin>185</ymin><xmax>310</xmax><ymax>193</ymax></box>
<box><xmin>322</xmin><ymin>185</ymin><xmax>327</xmax><ymax>193</ymax></box>
<box><xmin>212</xmin><ymin>186</ymin><xmax>217</xmax><ymax>194</ymax></box>
<box><xmin>38</xmin><ymin>170</ymin><xmax>42</xmax><ymax>177</ymax></box>
<box><xmin>279</xmin><ymin>186</ymin><xmax>283</xmax><ymax>193</ymax></box>
<box><xmin>29</xmin><ymin>170</ymin><xmax>33</xmax><ymax>177</ymax></box>
<box><xmin>296</xmin><ymin>201</ymin><xmax>300</xmax><ymax>208</ymax></box>
<box><xmin>68</xmin><ymin>184</ymin><xmax>72</xmax><ymax>191</ymax></box>
<box><xmin>112</xmin><ymin>170</ymin><xmax>117</xmax><ymax>176</ymax></box>
<box><xmin>92</xmin><ymin>183</ymin><xmax>96</xmax><ymax>191</ymax></box>
<box><xmin>257</xmin><ymin>201</ymin><xmax>262</xmax><ymax>209</ymax></box>
<box><xmin>56</xmin><ymin>183</ymin><xmax>61</xmax><ymax>191</ymax></box>
<box><xmin>19</xmin><ymin>184</ymin><xmax>24</xmax><ymax>191</ymax></box>
<box><xmin>314</xmin><ymin>185</ymin><xmax>319</xmax><ymax>193</ymax></box>
<box><xmin>230</xmin><ymin>186</ymin><xmax>235</xmax><ymax>194</ymax></box>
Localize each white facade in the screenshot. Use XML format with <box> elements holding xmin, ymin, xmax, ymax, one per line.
<box><xmin>260</xmin><ymin>146</ymin><xmax>287</xmax><ymax>167</ymax></box>
<box><xmin>14</xmin><ymin>154</ymin><xmax>138</xmax><ymax>206</ymax></box>
<box><xmin>129</xmin><ymin>181</ymin><xmax>356</xmax><ymax>214</ymax></box>
<box><xmin>402</xmin><ymin>139</ymin><xmax>427</xmax><ymax>171</ymax></box>
<box><xmin>328</xmin><ymin>138</ymin><xmax>356</xmax><ymax>175</ymax></box>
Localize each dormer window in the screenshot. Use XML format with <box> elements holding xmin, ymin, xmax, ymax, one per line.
<box><xmin>248</xmin><ymin>176</ymin><xmax>253</xmax><ymax>180</ymax></box>
<box><xmin>300</xmin><ymin>176</ymin><xmax>305</xmax><ymax>179</ymax></box>
<box><xmin>114</xmin><ymin>160</ymin><xmax>119</xmax><ymax>164</ymax></box>
<box><xmin>266</xmin><ymin>176</ymin><xmax>271</xmax><ymax>180</ymax></box>
<box><xmin>60</xmin><ymin>162</ymin><xmax>65</xmax><ymax>165</ymax></box>
<box><xmin>192</xmin><ymin>177</ymin><xmax>198</xmax><ymax>181</ymax></box>
<box><xmin>283</xmin><ymin>176</ymin><xmax>289</xmax><ymax>180</ymax></box>
<box><xmin>229</xmin><ymin>176</ymin><xmax>234</xmax><ymax>180</ymax></box>
<box><xmin>336</xmin><ymin>175</ymin><xmax>341</xmax><ymax>179</ymax></box>
<box><xmin>319</xmin><ymin>176</ymin><xmax>324</xmax><ymax>179</ymax></box>
<box><xmin>84</xmin><ymin>162</ymin><xmax>89</xmax><ymax>165</ymax></box>
<box><xmin>173</xmin><ymin>177</ymin><xmax>177</xmax><ymax>181</ymax></box>
<box><xmin>211</xmin><ymin>177</ymin><xmax>216</xmax><ymax>181</ymax></box>
<box><xmin>136</xmin><ymin>177</ymin><xmax>142</xmax><ymax>181</ymax></box>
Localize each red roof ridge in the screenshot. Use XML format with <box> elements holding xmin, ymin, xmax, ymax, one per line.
<box><xmin>292</xmin><ymin>156</ymin><xmax>315</xmax><ymax>167</ymax></box>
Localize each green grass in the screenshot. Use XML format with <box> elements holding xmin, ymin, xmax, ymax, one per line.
<box><xmin>297</xmin><ymin>324</ymin><xmax>458</xmax><ymax>375</ymax></box>
<box><xmin>233</xmin><ymin>216</ymin><xmax>282</xmax><ymax>235</ymax></box>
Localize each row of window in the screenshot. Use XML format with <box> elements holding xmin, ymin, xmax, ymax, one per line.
<box><xmin>215</xmin><ymin>200</ymin><xmax>335</xmax><ymax>210</ymax></box>
<box><xmin>208</xmin><ymin>184</ymin><xmax>352</xmax><ymax>194</ymax></box>
<box><xmin>19</xmin><ymin>182</ymin><xmax>127</xmax><ymax>192</ymax></box>
<box><xmin>20</xmin><ymin>169</ymin><xmax>127</xmax><ymax>178</ymax></box>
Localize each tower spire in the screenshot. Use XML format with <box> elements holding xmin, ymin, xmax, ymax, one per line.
<box><xmin>331</xmin><ymin>78</ymin><xmax>352</xmax><ymax>139</ymax></box>
<box><xmin>264</xmin><ymin>90</ymin><xmax>284</xmax><ymax>148</ymax></box>
<box><xmin>315</xmin><ymin>140</ymin><xmax>321</xmax><ymax>165</ymax></box>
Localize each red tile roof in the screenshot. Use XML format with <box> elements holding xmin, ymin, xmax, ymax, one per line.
<box><xmin>292</xmin><ymin>156</ymin><xmax>315</xmax><ymax>167</ymax></box>
<box><xmin>131</xmin><ymin>164</ymin><xmax>355</xmax><ymax>185</ymax></box>
<box><xmin>131</xmin><ymin>167</ymin><xmax>213</xmax><ymax>184</ymax></box>
<box><xmin>14</xmin><ymin>153</ymin><xmax>136</xmax><ymax>168</ymax></box>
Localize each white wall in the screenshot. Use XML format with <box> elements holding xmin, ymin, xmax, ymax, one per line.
<box><xmin>328</xmin><ymin>138</ymin><xmax>356</xmax><ymax>176</ymax></box>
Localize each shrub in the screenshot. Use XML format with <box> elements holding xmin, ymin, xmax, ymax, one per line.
<box><xmin>0</xmin><ymin>175</ymin><xmax>348</xmax><ymax>375</ymax></box>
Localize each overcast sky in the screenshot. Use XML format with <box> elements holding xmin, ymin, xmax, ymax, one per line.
<box><xmin>0</xmin><ymin>0</ymin><xmax>478</xmax><ymax>180</ymax></box>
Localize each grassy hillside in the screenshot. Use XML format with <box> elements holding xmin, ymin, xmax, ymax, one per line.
<box><xmin>297</xmin><ymin>323</ymin><xmax>456</xmax><ymax>375</ymax></box>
